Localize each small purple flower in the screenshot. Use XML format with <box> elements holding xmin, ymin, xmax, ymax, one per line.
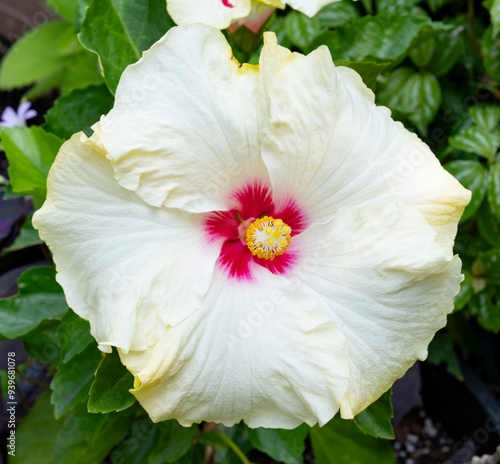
<box><xmin>0</xmin><ymin>102</ymin><xmax>37</xmax><ymax>128</ymax></box>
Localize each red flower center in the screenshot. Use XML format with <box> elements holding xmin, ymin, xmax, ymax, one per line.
<box><xmin>221</xmin><ymin>0</ymin><xmax>234</xmax><ymax>8</ymax></box>
<box><xmin>204</xmin><ymin>182</ymin><xmax>307</xmax><ymax>280</ymax></box>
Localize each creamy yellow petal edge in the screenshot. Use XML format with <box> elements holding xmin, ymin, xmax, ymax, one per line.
<box><xmin>33</xmin><ymin>133</ymin><xmax>221</xmax><ymax>353</ymax></box>
<box><xmin>285</xmin><ymin>0</ymin><xmax>342</xmax><ymax>17</ymax></box>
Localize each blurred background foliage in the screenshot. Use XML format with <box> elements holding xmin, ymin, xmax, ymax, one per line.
<box><xmin>0</xmin><ymin>0</ymin><xmax>499</xmax><ymax>463</ymax></box>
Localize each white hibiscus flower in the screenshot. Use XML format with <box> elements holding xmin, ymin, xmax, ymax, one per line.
<box><xmin>33</xmin><ymin>24</ymin><xmax>470</xmax><ymax>429</ymax></box>
<box><xmin>166</xmin><ymin>0</ymin><xmax>338</xmax><ymax>31</ymax></box>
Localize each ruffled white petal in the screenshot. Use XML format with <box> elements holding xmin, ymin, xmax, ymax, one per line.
<box><xmin>33</xmin><ymin>133</ymin><xmax>221</xmax><ymax>353</ymax></box>
<box><xmin>167</xmin><ymin>0</ymin><xmax>251</xmax><ymax>29</ymax></box>
<box><xmin>119</xmin><ymin>265</ymin><xmax>350</xmax><ymax>429</ymax></box>
<box><xmin>260</xmin><ymin>34</ymin><xmax>471</xmax><ymax>251</ymax></box>
<box><xmin>285</xmin><ymin>0</ymin><xmax>341</xmax><ymax>17</ymax></box>
<box><xmin>100</xmin><ymin>24</ymin><xmax>269</xmax><ymax>213</ymax></box>
<box><xmin>290</xmin><ymin>202</ymin><xmax>463</xmax><ymax>417</ymax></box>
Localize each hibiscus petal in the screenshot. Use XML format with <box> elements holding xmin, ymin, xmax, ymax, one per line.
<box><xmin>33</xmin><ymin>134</ymin><xmax>221</xmax><ymax>353</ymax></box>
<box><xmin>100</xmin><ymin>24</ymin><xmax>269</xmax><ymax>213</ymax></box>
<box><xmin>260</xmin><ymin>34</ymin><xmax>470</xmax><ymax>251</ymax></box>
<box><xmin>290</xmin><ymin>202</ymin><xmax>463</xmax><ymax>417</ymax></box>
<box><xmin>285</xmin><ymin>0</ymin><xmax>340</xmax><ymax>17</ymax></box>
<box><xmin>167</xmin><ymin>0</ymin><xmax>252</xmax><ymax>29</ymax></box>
<box><xmin>119</xmin><ymin>265</ymin><xmax>350</xmax><ymax>428</ymax></box>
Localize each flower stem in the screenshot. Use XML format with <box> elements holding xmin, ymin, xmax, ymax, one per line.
<box><xmin>211</xmin><ymin>431</ymin><xmax>254</xmax><ymax>464</ymax></box>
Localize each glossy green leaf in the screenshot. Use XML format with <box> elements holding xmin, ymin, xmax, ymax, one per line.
<box><xmin>445</xmin><ymin>160</ymin><xmax>489</xmax><ymax>222</ymax></box>
<box><xmin>10</xmin><ymin>391</ymin><xmax>63</xmax><ymax>464</ymax></box>
<box><xmin>489</xmin><ymin>0</ymin><xmax>500</xmax><ymax>36</ymax></box>
<box><xmin>59</xmin><ymin>50</ymin><xmax>104</xmax><ymax>95</ymax></box>
<box><xmin>477</xmin><ymin>202</ymin><xmax>500</xmax><ymax>247</ymax></box>
<box><xmin>46</xmin><ymin>0</ymin><xmax>80</xmax><ymax>22</ymax></box>
<box><xmin>354</xmin><ymin>390</ymin><xmax>394</xmax><ymax>439</ymax></box>
<box><xmin>0</xmin><ymin>266</ymin><xmax>68</xmax><ymax>339</ymax></box>
<box><xmin>334</xmin><ymin>60</ymin><xmax>390</xmax><ymax>88</ymax></box>
<box><xmin>469</xmin><ymin>105</ymin><xmax>500</xmax><ymax>132</ymax></box>
<box><xmin>425</xmin><ymin>28</ymin><xmax>463</xmax><ymax>76</ymax></box>
<box><xmin>54</xmin><ymin>401</ymin><xmax>135</xmax><ymax>464</ymax></box>
<box><xmin>79</xmin><ymin>0</ymin><xmax>175</xmax><ymax>93</ymax></box>
<box><xmin>111</xmin><ymin>416</ymin><xmax>160</xmax><ymax>464</ymax></box>
<box><xmin>2</xmin><ymin>216</ymin><xmax>42</xmax><ymax>255</ymax></box>
<box><xmin>315</xmin><ymin>0</ymin><xmax>361</xmax><ymax>29</ymax></box>
<box><xmin>309</xmin><ymin>15</ymin><xmax>450</xmax><ymax>65</ymax></box>
<box><xmin>427</xmin><ymin>333</ymin><xmax>464</xmax><ymax>380</ymax></box>
<box><xmin>44</xmin><ymin>84</ymin><xmax>114</xmax><ymax>140</ymax></box>
<box><xmin>246</xmin><ymin>424</ymin><xmax>308</xmax><ymax>464</ymax></box>
<box><xmin>449</xmin><ymin>125</ymin><xmax>499</xmax><ymax>160</ymax></box>
<box><xmin>409</xmin><ymin>37</ymin><xmax>436</xmax><ymax>67</ymax></box>
<box><xmin>56</xmin><ymin>310</ymin><xmax>94</xmax><ymax>363</ymax></box>
<box><xmin>23</xmin><ymin>323</ymin><xmax>61</xmax><ymax>365</ymax></box>
<box><xmin>488</xmin><ymin>161</ymin><xmax>500</xmax><ymax>221</ymax></box>
<box><xmin>310</xmin><ymin>417</ymin><xmax>396</xmax><ymax>464</ymax></box>
<box><xmin>285</xmin><ymin>11</ymin><xmax>323</xmax><ymax>50</ymax></box>
<box><xmin>376</xmin><ymin>0</ymin><xmax>421</xmax><ymax>15</ymax></box>
<box><xmin>0</xmin><ymin>126</ymin><xmax>63</xmax><ymax>198</ymax></box>
<box><xmin>0</xmin><ymin>21</ymin><xmax>72</xmax><ymax>89</ymax></box>
<box><xmin>454</xmin><ymin>270</ymin><xmax>475</xmax><ymax>311</ymax></box>
<box><xmin>377</xmin><ymin>68</ymin><xmax>441</xmax><ymax>135</ymax></box>
<box><xmin>482</xmin><ymin>26</ymin><xmax>500</xmax><ymax>81</ymax></box>
<box><xmin>150</xmin><ymin>421</ymin><xmax>198</xmax><ymax>464</ymax></box>
<box><xmin>469</xmin><ymin>287</ymin><xmax>500</xmax><ymax>333</ymax></box>
<box><xmin>88</xmin><ymin>349</ymin><xmax>136</xmax><ymax>413</ymax></box>
<box><xmin>51</xmin><ymin>343</ymin><xmax>102</xmax><ymax>418</ymax></box>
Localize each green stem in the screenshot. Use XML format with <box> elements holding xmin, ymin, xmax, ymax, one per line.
<box><xmin>467</xmin><ymin>0</ymin><xmax>482</xmax><ymax>55</ymax></box>
<box><xmin>212</xmin><ymin>431</ymin><xmax>254</xmax><ymax>464</ymax></box>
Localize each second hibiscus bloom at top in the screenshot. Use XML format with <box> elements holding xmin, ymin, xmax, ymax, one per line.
<box><xmin>167</xmin><ymin>0</ymin><xmax>338</xmax><ymax>31</ymax></box>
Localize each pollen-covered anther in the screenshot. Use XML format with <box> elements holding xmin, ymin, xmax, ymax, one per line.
<box><xmin>246</xmin><ymin>216</ymin><xmax>292</xmax><ymax>260</ymax></box>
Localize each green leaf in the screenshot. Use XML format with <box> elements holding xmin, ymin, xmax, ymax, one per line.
<box><xmin>489</xmin><ymin>0</ymin><xmax>500</xmax><ymax>36</ymax></box>
<box><xmin>310</xmin><ymin>417</ymin><xmax>396</xmax><ymax>464</ymax></box>
<box><xmin>88</xmin><ymin>349</ymin><xmax>136</xmax><ymax>413</ymax></box>
<box><xmin>425</xmin><ymin>28</ymin><xmax>463</xmax><ymax>76</ymax></box>
<box><xmin>23</xmin><ymin>324</ymin><xmax>61</xmax><ymax>365</ymax></box>
<box><xmin>454</xmin><ymin>270</ymin><xmax>475</xmax><ymax>311</ymax></box>
<box><xmin>315</xmin><ymin>0</ymin><xmax>361</xmax><ymax>29</ymax></box>
<box><xmin>477</xmin><ymin>202</ymin><xmax>500</xmax><ymax>247</ymax></box>
<box><xmin>60</xmin><ymin>50</ymin><xmax>104</xmax><ymax>96</ymax></box>
<box><xmin>309</xmin><ymin>15</ymin><xmax>450</xmax><ymax>66</ymax></box>
<box><xmin>2</xmin><ymin>216</ymin><xmax>42</xmax><ymax>255</ymax></box>
<box><xmin>409</xmin><ymin>37</ymin><xmax>436</xmax><ymax>67</ymax></box>
<box><xmin>56</xmin><ymin>309</ymin><xmax>94</xmax><ymax>363</ymax></box>
<box><xmin>477</xmin><ymin>247</ymin><xmax>500</xmax><ymax>285</ymax></box>
<box><xmin>334</xmin><ymin>60</ymin><xmax>390</xmax><ymax>89</ymax></box>
<box><xmin>0</xmin><ymin>21</ymin><xmax>72</xmax><ymax>89</ymax></box>
<box><xmin>79</xmin><ymin>0</ymin><xmax>175</xmax><ymax>93</ymax></box>
<box><xmin>285</xmin><ymin>11</ymin><xmax>323</xmax><ymax>50</ymax></box>
<box><xmin>427</xmin><ymin>333</ymin><xmax>464</xmax><ymax>380</ymax></box>
<box><xmin>488</xmin><ymin>161</ymin><xmax>500</xmax><ymax>221</ymax></box>
<box><xmin>426</xmin><ymin>0</ymin><xmax>454</xmax><ymax>11</ymax></box>
<box><xmin>445</xmin><ymin>160</ymin><xmax>489</xmax><ymax>222</ymax></box>
<box><xmin>150</xmin><ymin>421</ymin><xmax>198</xmax><ymax>464</ymax></box>
<box><xmin>246</xmin><ymin>424</ymin><xmax>308</xmax><ymax>464</ymax></box>
<box><xmin>482</xmin><ymin>26</ymin><xmax>500</xmax><ymax>81</ymax></box>
<box><xmin>9</xmin><ymin>391</ymin><xmax>64</xmax><ymax>464</ymax></box>
<box><xmin>469</xmin><ymin>287</ymin><xmax>500</xmax><ymax>333</ymax></box>
<box><xmin>354</xmin><ymin>390</ymin><xmax>394</xmax><ymax>440</ymax></box>
<box><xmin>51</xmin><ymin>343</ymin><xmax>102</xmax><ymax>418</ymax></box>
<box><xmin>470</xmin><ymin>105</ymin><xmax>500</xmax><ymax>132</ymax></box>
<box><xmin>46</xmin><ymin>0</ymin><xmax>80</xmax><ymax>22</ymax></box>
<box><xmin>449</xmin><ymin>125</ymin><xmax>499</xmax><ymax>160</ymax></box>
<box><xmin>0</xmin><ymin>266</ymin><xmax>68</xmax><ymax>339</ymax></box>
<box><xmin>44</xmin><ymin>84</ymin><xmax>114</xmax><ymax>140</ymax></box>
<box><xmin>377</xmin><ymin>69</ymin><xmax>441</xmax><ymax>135</ymax></box>
<box><xmin>376</xmin><ymin>0</ymin><xmax>421</xmax><ymax>14</ymax></box>
<box><xmin>54</xmin><ymin>401</ymin><xmax>135</xmax><ymax>464</ymax></box>
<box><xmin>0</xmin><ymin>126</ymin><xmax>63</xmax><ymax>198</ymax></box>
<box><xmin>111</xmin><ymin>416</ymin><xmax>160</xmax><ymax>464</ymax></box>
